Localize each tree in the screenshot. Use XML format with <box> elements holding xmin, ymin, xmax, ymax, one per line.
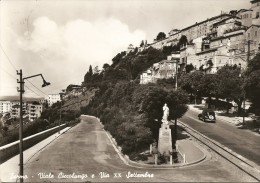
<box><xmin>155</xmin><ymin>32</ymin><xmax>166</xmax><ymax>41</ymax></box>
<box><xmin>217</xmin><ymin>65</ymin><xmax>244</xmax><ymax>114</ymax></box>
<box><xmin>177</xmin><ymin>35</ymin><xmax>188</xmax><ymax>47</ymax></box>
<box><xmin>178</xmin><ymin>70</ymin><xmax>204</xmax><ymax>95</ymax></box>
<box><xmin>103</xmin><ymin>63</ymin><xmax>110</xmax><ymax>70</ymax></box>
<box><xmin>244</xmin><ymin>53</ymin><xmax>260</xmax><ymax>115</ymax></box>
<box><xmin>89</xmin><ymin>65</ymin><xmax>93</xmax><ymax>76</ymax></box>
<box><xmin>185</xmin><ymin>64</ymin><xmax>195</xmax><ymax>73</ymax></box>
<box><xmin>132</xmin><ymin>85</ymin><xmax>188</xmax><ymax>148</ymax></box>
<box><xmin>140</xmin><ymin>40</ymin><xmax>144</xmax><ymax>47</ymax></box>
<box><xmin>83</xmin><ymin>65</ymin><xmax>93</xmax><ymax>85</ymax></box>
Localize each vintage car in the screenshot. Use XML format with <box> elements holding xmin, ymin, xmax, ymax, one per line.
<box><xmin>198</xmin><ymin>109</ymin><xmax>216</xmax><ymax>122</ymax></box>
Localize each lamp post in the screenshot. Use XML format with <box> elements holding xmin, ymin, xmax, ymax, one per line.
<box><xmin>17</xmin><ymin>70</ymin><xmax>50</xmax><ymax>183</ymax></box>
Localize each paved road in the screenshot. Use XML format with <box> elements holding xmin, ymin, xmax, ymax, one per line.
<box><xmin>181</xmin><ymin>109</ymin><xmax>260</xmax><ymax>166</ymax></box>
<box><xmin>22</xmin><ymin>116</ymin><xmax>255</xmax><ymax>182</ymax></box>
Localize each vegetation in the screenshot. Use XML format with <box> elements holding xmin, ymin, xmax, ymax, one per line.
<box><xmin>81</xmin><ymin>81</ymin><xmax>188</xmax><ymax>155</ymax></box>
<box><xmin>155</xmin><ymin>32</ymin><xmax>166</xmax><ymax>41</ymax></box>
<box><xmin>245</xmin><ymin>53</ymin><xmax>260</xmax><ymax>115</ymax></box>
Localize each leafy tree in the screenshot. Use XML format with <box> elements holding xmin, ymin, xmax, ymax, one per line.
<box><xmin>185</xmin><ymin>64</ymin><xmax>195</xmax><ymax>73</ymax></box>
<box><xmin>103</xmin><ymin>63</ymin><xmax>110</xmax><ymax>70</ymax></box>
<box><xmin>155</xmin><ymin>32</ymin><xmax>166</xmax><ymax>41</ymax></box>
<box><xmin>177</xmin><ymin>35</ymin><xmax>188</xmax><ymax>47</ymax></box>
<box><xmin>132</xmin><ymin>85</ymin><xmax>188</xmax><ymax>148</ymax></box>
<box><xmin>244</xmin><ymin>53</ymin><xmax>260</xmax><ymax>115</ymax></box>
<box><xmin>111</xmin><ymin>51</ymin><xmax>126</xmax><ymax>67</ymax></box>
<box><xmin>199</xmin><ymin>74</ymin><xmax>219</xmax><ymax>97</ymax></box>
<box><xmin>178</xmin><ymin>71</ymin><xmax>204</xmax><ymax>95</ymax></box>
<box><xmin>217</xmin><ymin>65</ymin><xmax>244</xmax><ymax>114</ymax></box>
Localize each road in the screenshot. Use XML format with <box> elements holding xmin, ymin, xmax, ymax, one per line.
<box><xmin>181</xmin><ymin>108</ymin><xmax>260</xmax><ymax>166</ymax></box>
<box><xmin>20</xmin><ymin>115</ymin><xmax>256</xmax><ymax>182</ymax></box>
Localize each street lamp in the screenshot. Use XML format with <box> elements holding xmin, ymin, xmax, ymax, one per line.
<box><xmin>17</xmin><ymin>70</ymin><xmax>50</xmax><ymax>183</ymax></box>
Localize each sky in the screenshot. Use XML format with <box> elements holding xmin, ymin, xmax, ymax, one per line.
<box><xmin>0</xmin><ymin>0</ymin><xmax>250</xmax><ymax>98</ymax></box>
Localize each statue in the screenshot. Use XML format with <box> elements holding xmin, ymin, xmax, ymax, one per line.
<box><xmin>162</xmin><ymin>103</ymin><xmax>169</xmax><ymax>124</ymax></box>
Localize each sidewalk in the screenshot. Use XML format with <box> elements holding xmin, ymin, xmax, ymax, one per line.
<box><xmin>177</xmin><ymin>138</ymin><xmax>206</xmax><ymax>164</ymax></box>
<box><xmin>0</xmin><ymin>127</ymin><xmax>71</xmax><ymax>182</ymax></box>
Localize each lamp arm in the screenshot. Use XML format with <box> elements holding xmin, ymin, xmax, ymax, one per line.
<box><xmin>23</xmin><ymin>74</ymin><xmax>44</xmax><ymax>81</ymax></box>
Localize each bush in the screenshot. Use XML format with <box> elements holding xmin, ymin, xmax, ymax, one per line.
<box><xmin>129</xmin><ymin>153</ymin><xmax>148</xmax><ymax>161</ymax></box>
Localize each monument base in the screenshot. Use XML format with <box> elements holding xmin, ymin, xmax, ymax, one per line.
<box><xmin>158</xmin><ymin>123</ymin><xmax>172</xmax><ymax>156</ymax></box>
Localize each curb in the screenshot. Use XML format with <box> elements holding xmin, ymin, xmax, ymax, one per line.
<box><xmin>94</xmin><ymin>116</ymin><xmax>207</xmax><ymax>169</ymax></box>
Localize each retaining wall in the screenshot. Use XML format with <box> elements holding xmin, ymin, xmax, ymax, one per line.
<box><xmin>0</xmin><ymin>124</ymin><xmax>66</xmax><ymax>163</ymax></box>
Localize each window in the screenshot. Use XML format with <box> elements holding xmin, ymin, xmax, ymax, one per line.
<box><xmin>248</xmin><ymin>33</ymin><xmax>250</xmax><ymax>39</ymax></box>
<box><xmin>257</xmin><ymin>12</ymin><xmax>260</xmax><ymax>18</ymax></box>
<box><xmin>255</xmin><ymin>31</ymin><xmax>258</xmax><ymax>37</ymax></box>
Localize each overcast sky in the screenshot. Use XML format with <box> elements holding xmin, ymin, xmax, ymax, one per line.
<box><xmin>0</xmin><ymin>0</ymin><xmax>250</xmax><ymax>98</ymax></box>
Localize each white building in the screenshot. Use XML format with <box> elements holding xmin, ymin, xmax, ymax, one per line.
<box><xmin>28</xmin><ymin>102</ymin><xmax>43</xmax><ymax>121</ymax></box>
<box><xmin>48</xmin><ymin>94</ymin><xmax>61</xmax><ymax>107</ymax></box>
<box><xmin>0</xmin><ymin>101</ymin><xmax>12</xmax><ymax>114</ymax></box>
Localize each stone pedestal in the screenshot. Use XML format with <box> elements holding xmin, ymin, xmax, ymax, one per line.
<box><xmin>158</xmin><ymin>124</ymin><xmax>172</xmax><ymax>156</ymax></box>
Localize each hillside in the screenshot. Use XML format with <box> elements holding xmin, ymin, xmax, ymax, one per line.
<box><xmin>61</xmin><ymin>88</ymin><xmax>98</xmax><ymax>112</ymax></box>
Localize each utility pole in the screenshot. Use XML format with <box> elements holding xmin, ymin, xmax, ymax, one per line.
<box><xmin>59</xmin><ymin>103</ymin><xmax>61</xmax><ymax>134</ymax></box>
<box><xmin>17</xmin><ymin>70</ymin><xmax>24</xmax><ymax>183</ymax></box>
<box><xmin>243</xmin><ymin>40</ymin><xmax>251</xmax><ymax>126</ymax></box>
<box><xmin>16</xmin><ymin>70</ymin><xmax>50</xmax><ymax>183</ymax></box>
<box><xmin>175</xmin><ymin>60</ymin><xmax>178</xmax><ymax>90</ymax></box>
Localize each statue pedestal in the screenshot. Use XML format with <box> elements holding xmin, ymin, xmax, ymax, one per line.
<box><xmin>158</xmin><ymin>123</ymin><xmax>172</xmax><ymax>156</ymax></box>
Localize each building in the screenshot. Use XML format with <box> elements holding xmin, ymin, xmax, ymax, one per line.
<box><xmin>28</xmin><ymin>102</ymin><xmax>43</xmax><ymax>121</ymax></box>
<box><xmin>10</xmin><ymin>102</ymin><xmax>27</xmax><ymax>118</ymax></box>
<box><xmin>236</xmin><ymin>0</ymin><xmax>260</xmax><ymax>27</ymax></box>
<box><xmin>149</xmin><ymin>13</ymin><xmax>234</xmax><ymax>50</ymax></box>
<box><xmin>48</xmin><ymin>94</ymin><xmax>61</xmax><ymax>106</ymax></box>
<box><xmin>246</xmin><ymin>24</ymin><xmax>260</xmax><ymax>56</ymax></box>
<box><xmin>126</xmin><ymin>44</ymin><xmax>135</xmax><ymax>54</ymax></box>
<box><xmin>141</xmin><ymin>0</ymin><xmax>260</xmax><ymax>73</ymax></box>
<box><xmin>140</xmin><ymin>53</ymin><xmax>179</xmax><ymax>84</ymax></box>
<box><xmin>0</xmin><ymin>101</ymin><xmax>11</xmax><ymax>114</ymax></box>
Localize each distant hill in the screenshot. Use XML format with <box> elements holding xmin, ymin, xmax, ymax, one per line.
<box><xmin>0</xmin><ymin>96</ymin><xmax>44</xmax><ymax>102</ymax></box>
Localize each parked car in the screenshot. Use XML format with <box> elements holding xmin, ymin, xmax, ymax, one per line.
<box><xmin>198</xmin><ymin>109</ymin><xmax>216</xmax><ymax>122</ymax></box>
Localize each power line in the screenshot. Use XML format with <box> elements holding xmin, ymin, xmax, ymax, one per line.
<box><xmin>24</xmin><ymin>84</ymin><xmax>42</xmax><ymax>97</ymax></box>
<box><xmin>0</xmin><ymin>43</ymin><xmax>49</xmax><ymax>97</ymax></box>
<box><xmin>0</xmin><ymin>44</ymin><xmax>17</xmax><ymax>71</ymax></box>
<box><xmin>26</xmin><ymin>80</ymin><xmax>48</xmax><ymax>96</ymax></box>
<box><xmin>0</xmin><ymin>65</ymin><xmax>17</xmax><ymax>80</ymax></box>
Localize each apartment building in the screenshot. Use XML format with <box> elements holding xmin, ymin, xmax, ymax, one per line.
<box><xmin>48</xmin><ymin>94</ymin><xmax>61</xmax><ymax>107</ymax></box>
<box><xmin>28</xmin><ymin>102</ymin><xmax>43</xmax><ymax>121</ymax></box>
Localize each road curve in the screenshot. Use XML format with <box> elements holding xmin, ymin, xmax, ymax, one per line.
<box><xmin>23</xmin><ymin>116</ymin><xmax>255</xmax><ymax>182</ymax></box>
